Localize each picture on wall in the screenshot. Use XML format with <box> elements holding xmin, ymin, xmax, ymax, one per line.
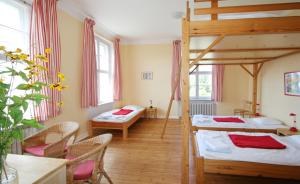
<box><xmin>284</xmin><ymin>71</ymin><xmax>300</xmax><ymax>96</ymax></box>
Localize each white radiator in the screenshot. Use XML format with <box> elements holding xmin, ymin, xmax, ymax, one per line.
<box><xmin>190</xmin><ymin>101</ymin><xmax>216</xmax><ymax>116</ymax></box>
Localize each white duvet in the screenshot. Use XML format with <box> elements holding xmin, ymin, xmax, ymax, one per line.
<box><xmin>92</xmin><ymin>105</ymin><xmax>145</xmax><ymax>123</ymax></box>
<box><xmin>192</xmin><ymin>115</ymin><xmax>288</xmax><ymax>129</ymax></box>
<box><xmin>196</xmin><ymin>130</ymin><xmax>300</xmax><ymax>166</ymax></box>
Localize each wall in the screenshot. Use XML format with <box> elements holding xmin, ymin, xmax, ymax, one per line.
<box><xmin>120</xmin><ymin>43</ymin><xmax>252</xmax><ymax>118</ymax></box>
<box><xmin>260</xmin><ymin>54</ymin><xmax>300</xmax><ymax>127</ymax></box>
<box><xmin>45</xmin><ymin>11</ymin><xmax>113</xmax><ymax>140</ymax></box>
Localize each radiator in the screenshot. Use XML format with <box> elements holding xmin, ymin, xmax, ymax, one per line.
<box><xmin>190</xmin><ymin>101</ymin><xmax>216</xmax><ymax>116</ymax></box>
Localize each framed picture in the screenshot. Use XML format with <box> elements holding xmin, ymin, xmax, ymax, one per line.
<box><xmin>284</xmin><ymin>71</ymin><xmax>300</xmax><ymax>96</ymax></box>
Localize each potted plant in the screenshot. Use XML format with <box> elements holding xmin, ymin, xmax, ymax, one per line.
<box><xmin>0</xmin><ymin>46</ymin><xmax>66</xmax><ymax>183</ymax></box>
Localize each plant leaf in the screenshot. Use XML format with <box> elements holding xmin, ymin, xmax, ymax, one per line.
<box><xmin>21</xmin><ymin>119</ymin><xmax>43</xmax><ymax>129</ymax></box>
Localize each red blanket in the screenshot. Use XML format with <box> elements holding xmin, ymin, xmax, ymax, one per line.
<box><xmin>229</xmin><ymin>134</ymin><xmax>286</xmax><ymax>149</ymax></box>
<box><xmin>113</xmin><ymin>109</ymin><xmax>133</xmax><ymax>115</ymax></box>
<box><xmin>213</xmin><ymin>117</ymin><xmax>245</xmax><ymax>123</ymax></box>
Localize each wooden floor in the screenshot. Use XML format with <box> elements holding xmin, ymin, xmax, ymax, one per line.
<box><xmin>97</xmin><ymin>119</ymin><xmax>299</xmax><ymax>184</ymax></box>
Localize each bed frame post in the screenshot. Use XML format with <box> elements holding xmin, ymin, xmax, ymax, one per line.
<box><xmin>123</xmin><ymin>126</ymin><xmax>128</xmax><ymax>140</ymax></box>
<box><xmin>196</xmin><ymin>157</ymin><xmax>205</xmax><ymax>184</ymax></box>
<box><xmin>252</xmin><ymin>63</ymin><xmax>258</xmax><ymax>114</ymax></box>
<box><xmin>181</xmin><ymin>4</ymin><xmax>191</xmax><ymax>183</ymax></box>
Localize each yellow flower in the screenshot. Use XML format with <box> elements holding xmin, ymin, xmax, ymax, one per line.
<box><xmin>35</xmin><ymin>54</ymin><xmax>48</xmax><ymax>62</ymax></box>
<box><xmin>0</xmin><ymin>46</ymin><xmax>5</xmax><ymax>50</ymax></box>
<box><xmin>15</xmin><ymin>48</ymin><xmax>22</xmax><ymax>53</ymax></box>
<box><xmin>0</xmin><ymin>77</ymin><xmax>4</xmax><ymax>83</ymax></box>
<box><xmin>57</xmin><ymin>101</ymin><xmax>64</xmax><ymax>107</ymax></box>
<box><xmin>57</xmin><ymin>72</ymin><xmax>65</xmax><ymax>81</ymax></box>
<box><xmin>45</xmin><ymin>48</ymin><xmax>51</xmax><ymax>54</ymax></box>
<box><xmin>19</xmin><ymin>54</ymin><xmax>28</xmax><ymax>60</ymax></box>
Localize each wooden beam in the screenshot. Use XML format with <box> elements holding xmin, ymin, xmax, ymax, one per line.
<box><xmin>189</xmin><ymin>35</ymin><xmax>225</xmax><ymax>67</ymax></box>
<box><xmin>252</xmin><ymin>64</ymin><xmax>258</xmax><ymax>114</ymax></box>
<box><xmin>190</xmin><ymin>16</ymin><xmax>300</xmax><ymax>36</ymax></box>
<box><xmin>257</xmin><ymin>63</ymin><xmax>264</xmax><ymax>75</ymax></box>
<box><xmin>191</xmin><ymin>57</ymin><xmax>275</xmax><ymax>62</ymax></box>
<box><xmin>195</xmin><ymin>2</ymin><xmax>300</xmax><ymax>15</ymax></box>
<box><xmin>240</xmin><ymin>64</ymin><xmax>254</xmax><ymax>77</ymax></box>
<box><xmin>211</xmin><ymin>0</ymin><xmax>218</xmax><ymax>20</ymax></box>
<box><xmin>186</xmin><ymin>1</ymin><xmax>190</xmax><ymax>21</ymax></box>
<box><xmin>195</xmin><ymin>0</ymin><xmax>226</xmax><ymax>2</ymax></box>
<box><xmin>196</xmin><ymin>62</ymin><xmax>258</xmax><ymax>66</ymax></box>
<box><xmin>261</xmin><ymin>49</ymin><xmax>300</xmax><ymax>63</ymax></box>
<box><xmin>181</xmin><ymin>18</ymin><xmax>190</xmax><ymax>184</ymax></box>
<box><xmin>190</xmin><ymin>47</ymin><xmax>300</xmax><ymax>53</ymax></box>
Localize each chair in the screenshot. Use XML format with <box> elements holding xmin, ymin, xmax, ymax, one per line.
<box><xmin>22</xmin><ymin>121</ymin><xmax>79</xmax><ymax>158</ymax></box>
<box><xmin>66</xmin><ymin>134</ymin><xmax>113</xmax><ymax>184</ymax></box>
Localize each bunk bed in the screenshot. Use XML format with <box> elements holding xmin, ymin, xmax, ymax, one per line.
<box><xmin>178</xmin><ymin>0</ymin><xmax>300</xmax><ymax>183</ymax></box>
<box><xmin>191</xmin><ymin>115</ymin><xmax>288</xmax><ymax>133</ymax></box>
<box><xmin>193</xmin><ymin>130</ymin><xmax>300</xmax><ymax>183</ymax></box>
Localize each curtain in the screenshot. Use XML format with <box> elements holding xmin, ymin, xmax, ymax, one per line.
<box><xmin>30</xmin><ymin>0</ymin><xmax>61</xmax><ymax>121</ymax></box>
<box><xmin>171</xmin><ymin>40</ymin><xmax>181</xmax><ymax>101</ymax></box>
<box><xmin>212</xmin><ymin>65</ymin><xmax>225</xmax><ymax>102</ymax></box>
<box><xmin>81</xmin><ymin>18</ymin><xmax>98</xmax><ymax>108</ymax></box>
<box><xmin>113</xmin><ymin>38</ymin><xmax>122</xmax><ymax>101</ymax></box>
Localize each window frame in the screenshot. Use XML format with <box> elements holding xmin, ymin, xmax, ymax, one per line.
<box><xmin>190</xmin><ymin>66</ymin><xmax>213</xmax><ymax>101</ymax></box>
<box><xmin>94</xmin><ymin>35</ymin><xmax>114</xmax><ymax>105</ymax></box>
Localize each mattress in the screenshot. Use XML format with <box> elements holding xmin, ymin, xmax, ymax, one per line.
<box><xmin>196</xmin><ymin>130</ymin><xmax>300</xmax><ymax>166</ymax></box>
<box><xmin>92</xmin><ymin>105</ymin><xmax>145</xmax><ymax>123</ymax></box>
<box><xmin>192</xmin><ymin>115</ymin><xmax>288</xmax><ymax>130</ymax></box>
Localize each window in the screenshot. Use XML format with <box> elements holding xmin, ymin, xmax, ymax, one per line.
<box><xmin>95</xmin><ymin>36</ymin><xmax>114</xmax><ymax>104</ymax></box>
<box><xmin>189</xmin><ymin>65</ymin><xmax>212</xmax><ymax>100</ymax></box>
<box><xmin>0</xmin><ymin>0</ymin><xmax>31</xmax><ymax>117</ymax></box>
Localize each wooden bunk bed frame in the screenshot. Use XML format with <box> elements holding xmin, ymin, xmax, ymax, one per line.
<box><xmin>172</xmin><ymin>0</ymin><xmax>300</xmax><ymax>183</ymax></box>
<box><xmin>89</xmin><ymin>109</ymin><xmax>145</xmax><ymax>140</ymax></box>
<box><xmin>192</xmin><ymin>133</ymin><xmax>300</xmax><ymax>184</ymax></box>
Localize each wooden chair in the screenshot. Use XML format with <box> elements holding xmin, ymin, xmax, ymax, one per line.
<box><xmin>22</xmin><ymin>121</ymin><xmax>79</xmax><ymax>158</ymax></box>
<box><xmin>65</xmin><ymin>134</ymin><xmax>113</xmax><ymax>184</ymax></box>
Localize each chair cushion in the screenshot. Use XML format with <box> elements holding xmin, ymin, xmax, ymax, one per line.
<box><xmin>66</xmin><ymin>155</ymin><xmax>95</xmax><ymax>180</ymax></box>
<box><xmin>73</xmin><ymin>160</ymin><xmax>95</xmax><ymax>180</ymax></box>
<box><xmin>24</xmin><ymin>144</ymin><xmax>49</xmax><ymax>156</ymax></box>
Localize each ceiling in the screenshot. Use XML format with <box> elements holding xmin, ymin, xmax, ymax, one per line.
<box><xmin>59</xmin><ymin>0</ymin><xmax>300</xmax><ymax>44</ymax></box>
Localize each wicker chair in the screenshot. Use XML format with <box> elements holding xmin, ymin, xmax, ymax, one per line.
<box><xmin>66</xmin><ymin>134</ymin><xmax>113</xmax><ymax>184</ymax></box>
<box><xmin>22</xmin><ymin>121</ymin><xmax>79</xmax><ymax>158</ymax></box>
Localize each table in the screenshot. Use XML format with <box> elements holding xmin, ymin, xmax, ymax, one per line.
<box><xmin>6</xmin><ymin>154</ymin><xmax>67</xmax><ymax>184</ymax></box>
<box><xmin>277</xmin><ymin>128</ymin><xmax>300</xmax><ymax>136</ymax></box>
<box><xmin>146</xmin><ymin>107</ymin><xmax>158</xmax><ymax>119</ymax></box>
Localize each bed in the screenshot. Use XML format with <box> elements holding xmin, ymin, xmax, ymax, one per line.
<box><xmin>193</xmin><ymin>130</ymin><xmax>300</xmax><ymax>183</ymax></box>
<box><xmin>192</xmin><ymin>115</ymin><xmax>288</xmax><ymax>133</ymax></box>
<box><xmin>89</xmin><ymin>105</ymin><xmax>145</xmax><ymax>140</ymax></box>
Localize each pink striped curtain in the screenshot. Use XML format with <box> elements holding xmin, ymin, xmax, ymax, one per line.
<box><xmin>113</xmin><ymin>38</ymin><xmax>122</xmax><ymax>101</ymax></box>
<box><xmin>30</xmin><ymin>0</ymin><xmax>61</xmax><ymax>121</ymax></box>
<box><xmin>171</xmin><ymin>40</ymin><xmax>181</xmax><ymax>101</ymax></box>
<box><xmin>81</xmin><ymin>18</ymin><xmax>98</xmax><ymax>108</ymax></box>
<box><xmin>212</xmin><ymin>65</ymin><xmax>225</xmax><ymax>102</ymax></box>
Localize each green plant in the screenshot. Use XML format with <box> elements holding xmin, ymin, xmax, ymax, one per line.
<box><xmin>0</xmin><ymin>46</ymin><xmax>66</xmax><ymax>181</ymax></box>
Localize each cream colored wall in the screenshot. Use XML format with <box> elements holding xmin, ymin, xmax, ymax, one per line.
<box><xmin>217</xmin><ymin>66</ymin><xmax>252</xmax><ymax>115</ymax></box>
<box><xmin>120</xmin><ymin>43</ymin><xmax>252</xmax><ymax>118</ymax></box>
<box><xmin>120</xmin><ymin>44</ymin><xmax>180</xmax><ymax>118</ymax></box>
<box><xmin>45</xmin><ymin>11</ymin><xmax>114</xmax><ymax>140</ymax></box>
<box><xmin>260</xmin><ymin>54</ymin><xmax>300</xmax><ymax>127</ymax></box>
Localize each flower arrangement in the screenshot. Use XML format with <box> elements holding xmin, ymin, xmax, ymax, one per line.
<box><xmin>289</xmin><ymin>113</ymin><xmax>298</xmax><ymax>132</ymax></box>
<box><xmin>0</xmin><ymin>46</ymin><xmax>67</xmax><ymax>182</ymax></box>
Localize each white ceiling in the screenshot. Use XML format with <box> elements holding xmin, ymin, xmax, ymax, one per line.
<box><xmin>59</xmin><ymin>0</ymin><xmax>300</xmax><ymax>44</ymax></box>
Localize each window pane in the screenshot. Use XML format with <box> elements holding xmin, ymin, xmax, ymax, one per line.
<box><xmin>99</xmin><ymin>43</ymin><xmax>109</xmax><ymax>71</ymax></box>
<box><xmin>198</xmin><ymin>65</ymin><xmax>212</xmax><ymax>72</ymax></box>
<box><xmin>198</xmin><ymin>74</ymin><xmax>212</xmax><ymax>98</ymax></box>
<box><xmin>98</xmin><ymin>72</ymin><xmax>113</xmax><ymax>103</ymax></box>
<box><xmin>190</xmin><ymin>85</ymin><xmax>196</xmax><ymax>98</ymax></box>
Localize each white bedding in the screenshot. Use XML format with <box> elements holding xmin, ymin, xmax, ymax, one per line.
<box><xmin>92</xmin><ymin>105</ymin><xmax>145</xmax><ymax>123</ymax></box>
<box><xmin>192</xmin><ymin>115</ymin><xmax>287</xmax><ymax>130</ymax></box>
<box><xmin>196</xmin><ymin>130</ymin><xmax>300</xmax><ymax>166</ymax></box>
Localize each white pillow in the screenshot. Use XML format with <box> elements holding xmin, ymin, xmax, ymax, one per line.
<box><xmin>123</xmin><ymin>105</ymin><xmax>143</xmax><ymax>111</ymax></box>
<box><xmin>288</xmin><ymin>135</ymin><xmax>300</xmax><ymax>149</ymax></box>
<box><xmin>252</xmin><ymin>117</ymin><xmax>283</xmax><ymax>125</ymax></box>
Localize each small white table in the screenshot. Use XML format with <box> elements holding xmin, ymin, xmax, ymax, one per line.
<box><xmin>6</xmin><ymin>154</ymin><xmax>67</xmax><ymax>184</ymax></box>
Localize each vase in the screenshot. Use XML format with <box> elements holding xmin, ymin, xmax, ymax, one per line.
<box><xmin>0</xmin><ymin>156</ymin><xmax>18</xmax><ymax>184</ymax></box>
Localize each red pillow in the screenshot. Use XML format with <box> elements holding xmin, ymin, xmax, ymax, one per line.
<box><xmin>112</xmin><ymin>109</ymin><xmax>133</xmax><ymax>115</ymax></box>
<box><xmin>229</xmin><ymin>134</ymin><xmax>286</xmax><ymax>149</ymax></box>
<box><xmin>213</xmin><ymin>117</ymin><xmax>245</xmax><ymax>123</ymax></box>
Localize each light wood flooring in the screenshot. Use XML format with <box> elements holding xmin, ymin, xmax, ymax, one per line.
<box><xmin>96</xmin><ymin>119</ymin><xmax>299</xmax><ymax>184</ymax></box>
